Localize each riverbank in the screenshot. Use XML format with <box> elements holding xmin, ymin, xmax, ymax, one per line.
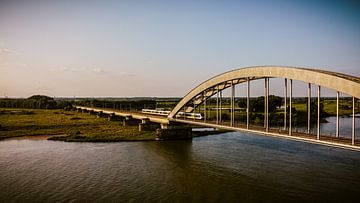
<box><xmin>0</xmin><ymin>108</ymin><xmax>157</xmax><ymax>142</ymax></box>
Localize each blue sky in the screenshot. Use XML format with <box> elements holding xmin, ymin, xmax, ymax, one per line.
<box><xmin>0</xmin><ymin>0</ymin><xmax>359</xmax><ymax>97</ymax></box>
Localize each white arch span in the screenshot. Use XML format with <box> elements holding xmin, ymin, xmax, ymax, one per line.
<box><xmin>168</xmin><ymin>66</ymin><xmax>360</xmax><ymax>118</ymax></box>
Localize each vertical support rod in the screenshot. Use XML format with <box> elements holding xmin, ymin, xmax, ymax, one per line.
<box><xmin>233</xmin><ymin>83</ymin><xmax>236</xmax><ymax>126</ymax></box>
<box><xmin>264</xmin><ymin>78</ymin><xmax>267</xmax><ymax>128</ymax></box>
<box><xmin>266</xmin><ymin>78</ymin><xmax>269</xmax><ymax>132</ymax></box>
<box><xmin>230</xmin><ymin>82</ymin><xmax>234</xmax><ymax>126</ymax></box>
<box><xmin>216</xmin><ymin>88</ymin><xmax>219</xmax><ymax>124</ymax></box>
<box><xmin>193</xmin><ymin>102</ymin><xmax>196</xmax><ymax>121</ymax></box>
<box><xmin>352</xmin><ymin>97</ymin><xmax>355</xmax><ymax>145</ymax></box>
<box><xmin>317</xmin><ymin>85</ymin><xmax>321</xmax><ymax>140</ymax></box>
<box><xmin>220</xmin><ymin>90</ymin><xmax>222</xmax><ymax>123</ymax></box>
<box><xmin>284</xmin><ymin>79</ymin><xmax>287</xmax><ymax>130</ymax></box>
<box><xmin>208</xmin><ymin>96</ymin><xmax>211</xmax><ymax>121</ymax></box>
<box><xmin>336</xmin><ymin>91</ymin><xmax>339</xmax><ymax>138</ymax></box>
<box><xmin>247</xmin><ymin>78</ymin><xmax>250</xmax><ymax>129</ymax></box>
<box><xmin>204</xmin><ymin>92</ymin><xmax>207</xmax><ymax>123</ymax></box>
<box><xmin>289</xmin><ymin>79</ymin><xmax>292</xmax><ymax>136</ymax></box>
<box><xmin>308</xmin><ymin>83</ymin><xmax>311</xmax><ymax>134</ymax></box>
<box><xmin>183</xmin><ymin>106</ymin><xmax>186</xmax><ymax>120</ymax></box>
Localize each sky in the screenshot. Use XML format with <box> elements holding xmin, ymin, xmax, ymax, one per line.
<box><xmin>0</xmin><ymin>0</ymin><xmax>359</xmax><ymax>98</ymax></box>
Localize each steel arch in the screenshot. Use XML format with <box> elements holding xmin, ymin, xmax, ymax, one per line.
<box><xmin>168</xmin><ymin>66</ymin><xmax>360</xmax><ymax>119</ymax></box>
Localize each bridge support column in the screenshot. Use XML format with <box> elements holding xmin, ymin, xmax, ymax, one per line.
<box><xmin>308</xmin><ymin>83</ymin><xmax>311</xmax><ymax>134</ymax></box>
<box><xmin>123</xmin><ymin>116</ymin><xmax>140</xmax><ymax>126</ymax></box>
<box><xmin>139</xmin><ymin>118</ymin><xmax>160</xmax><ymax>132</ymax></box>
<box><xmin>266</xmin><ymin>78</ymin><xmax>269</xmax><ymax>132</ymax></box>
<box><xmin>216</xmin><ymin>87</ymin><xmax>219</xmax><ymax>124</ymax></box>
<box><xmin>97</xmin><ymin>111</ymin><xmax>107</xmax><ymax>118</ymax></box>
<box><xmin>89</xmin><ymin>110</ymin><xmax>97</xmax><ymax>115</ymax></box>
<box><xmin>336</xmin><ymin>91</ymin><xmax>340</xmax><ymax>138</ymax></box>
<box><xmin>247</xmin><ymin>78</ymin><xmax>250</xmax><ymax>129</ymax></box>
<box><xmin>82</xmin><ymin>109</ymin><xmax>89</xmax><ymax>113</ymax></box>
<box><xmin>289</xmin><ymin>79</ymin><xmax>292</xmax><ymax>136</ymax></box>
<box><xmin>108</xmin><ymin>113</ymin><xmax>122</xmax><ymax>121</ymax></box>
<box><xmin>231</xmin><ymin>82</ymin><xmax>235</xmax><ymax>127</ymax></box>
<box><xmin>220</xmin><ymin>90</ymin><xmax>222</xmax><ymax>123</ymax></box>
<box><xmin>156</xmin><ymin>124</ymin><xmax>192</xmax><ymax>140</ymax></box>
<box><xmin>204</xmin><ymin>92</ymin><xmax>207</xmax><ymax>123</ymax></box>
<box><xmin>352</xmin><ymin>97</ymin><xmax>356</xmax><ymax>145</ymax></box>
<box><xmin>264</xmin><ymin>78</ymin><xmax>267</xmax><ymax>128</ymax></box>
<box><xmin>284</xmin><ymin>79</ymin><xmax>287</xmax><ymax>130</ymax></box>
<box><xmin>317</xmin><ymin>85</ymin><xmax>321</xmax><ymax>140</ymax></box>
<box><xmin>77</xmin><ymin>108</ymin><xmax>82</xmax><ymax>113</ymax></box>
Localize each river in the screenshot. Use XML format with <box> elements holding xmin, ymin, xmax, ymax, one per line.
<box><xmin>292</xmin><ymin>115</ymin><xmax>360</xmax><ymax>138</ymax></box>
<box><xmin>1</xmin><ymin>131</ymin><xmax>360</xmax><ymax>202</ymax></box>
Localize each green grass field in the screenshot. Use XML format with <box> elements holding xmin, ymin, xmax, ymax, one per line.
<box><xmin>0</xmin><ymin>108</ymin><xmax>156</xmax><ymax>142</ymax></box>
<box><xmin>293</xmin><ymin>99</ymin><xmax>359</xmax><ymax>116</ymax></box>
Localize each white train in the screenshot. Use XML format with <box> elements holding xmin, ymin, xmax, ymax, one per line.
<box><xmin>141</xmin><ymin>109</ymin><xmax>203</xmax><ymax>120</ymax></box>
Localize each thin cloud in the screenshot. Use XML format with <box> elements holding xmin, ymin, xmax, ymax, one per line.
<box><xmin>92</xmin><ymin>68</ymin><xmax>106</xmax><ymax>74</ymax></box>
<box><xmin>0</xmin><ymin>48</ymin><xmax>20</xmax><ymax>55</ymax></box>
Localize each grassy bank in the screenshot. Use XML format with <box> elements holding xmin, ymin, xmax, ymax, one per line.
<box><xmin>0</xmin><ymin>108</ymin><xmax>156</xmax><ymax>142</ymax></box>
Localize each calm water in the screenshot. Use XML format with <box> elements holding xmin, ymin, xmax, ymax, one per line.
<box><xmin>1</xmin><ymin>132</ymin><xmax>360</xmax><ymax>202</ymax></box>
<box><xmin>294</xmin><ymin>115</ymin><xmax>360</xmax><ymax>138</ymax></box>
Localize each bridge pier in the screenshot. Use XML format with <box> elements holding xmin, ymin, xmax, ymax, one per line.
<box><xmin>138</xmin><ymin>118</ymin><xmax>160</xmax><ymax>132</ymax></box>
<box><xmin>89</xmin><ymin>110</ymin><xmax>97</xmax><ymax>115</ymax></box>
<box><xmin>122</xmin><ymin>116</ymin><xmax>140</xmax><ymax>126</ymax></box>
<box><xmin>108</xmin><ymin>113</ymin><xmax>122</xmax><ymax>121</ymax></box>
<box><xmin>156</xmin><ymin>123</ymin><xmax>192</xmax><ymax>140</ymax></box>
<box><xmin>82</xmin><ymin>109</ymin><xmax>89</xmax><ymax>113</ymax></box>
<box><xmin>96</xmin><ymin>111</ymin><xmax>108</xmax><ymax>118</ymax></box>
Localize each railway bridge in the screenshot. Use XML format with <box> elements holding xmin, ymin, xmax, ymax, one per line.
<box><xmin>76</xmin><ymin>66</ymin><xmax>360</xmax><ymax>151</ymax></box>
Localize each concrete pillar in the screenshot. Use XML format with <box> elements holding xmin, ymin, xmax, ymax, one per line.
<box><xmin>216</xmin><ymin>88</ymin><xmax>219</xmax><ymax>124</ymax></box>
<box><xmin>139</xmin><ymin>119</ymin><xmax>160</xmax><ymax>132</ymax></box>
<box><xmin>231</xmin><ymin>82</ymin><xmax>235</xmax><ymax>127</ymax></box>
<box><xmin>308</xmin><ymin>83</ymin><xmax>311</xmax><ymax>134</ymax></box>
<box><xmin>317</xmin><ymin>85</ymin><xmax>321</xmax><ymax>140</ymax></box>
<box><xmin>108</xmin><ymin>113</ymin><xmax>121</xmax><ymax>121</ymax></box>
<box><xmin>204</xmin><ymin>92</ymin><xmax>207</xmax><ymax>123</ymax></box>
<box><xmin>247</xmin><ymin>78</ymin><xmax>250</xmax><ymax>129</ymax></box>
<box><xmin>336</xmin><ymin>91</ymin><xmax>339</xmax><ymax>138</ymax></box>
<box><xmin>89</xmin><ymin>110</ymin><xmax>97</xmax><ymax>115</ymax></box>
<box><xmin>220</xmin><ymin>90</ymin><xmax>222</xmax><ymax>123</ymax></box>
<box><xmin>264</xmin><ymin>78</ymin><xmax>267</xmax><ymax>128</ymax></box>
<box><xmin>96</xmin><ymin>111</ymin><xmax>106</xmax><ymax>118</ymax></box>
<box><xmin>266</xmin><ymin>78</ymin><xmax>269</xmax><ymax>132</ymax></box>
<box><xmin>352</xmin><ymin>97</ymin><xmax>356</xmax><ymax>145</ymax></box>
<box><xmin>289</xmin><ymin>79</ymin><xmax>292</xmax><ymax>136</ymax></box>
<box><xmin>123</xmin><ymin>116</ymin><xmax>140</xmax><ymax>126</ymax></box>
<box><xmin>284</xmin><ymin>79</ymin><xmax>287</xmax><ymax>130</ymax></box>
<box><xmin>156</xmin><ymin>124</ymin><xmax>192</xmax><ymax>140</ymax></box>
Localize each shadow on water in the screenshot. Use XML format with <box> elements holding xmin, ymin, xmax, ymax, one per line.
<box><xmin>139</xmin><ymin>137</ymin><xmax>311</xmax><ymax>202</ymax></box>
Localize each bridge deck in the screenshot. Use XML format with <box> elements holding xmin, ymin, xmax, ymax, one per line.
<box><xmin>75</xmin><ymin>106</ymin><xmax>169</xmax><ymax>124</ymax></box>
<box><xmin>75</xmin><ymin>106</ymin><xmax>359</xmax><ymax>151</ymax></box>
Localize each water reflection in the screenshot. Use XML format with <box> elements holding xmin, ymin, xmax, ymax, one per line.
<box><xmin>295</xmin><ymin>115</ymin><xmax>360</xmax><ymax>138</ymax></box>
<box><xmin>0</xmin><ymin>133</ymin><xmax>360</xmax><ymax>202</ymax></box>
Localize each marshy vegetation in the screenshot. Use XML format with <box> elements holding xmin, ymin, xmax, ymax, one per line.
<box><xmin>0</xmin><ymin>108</ymin><xmax>156</xmax><ymax>142</ymax></box>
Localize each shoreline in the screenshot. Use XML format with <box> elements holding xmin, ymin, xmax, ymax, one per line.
<box><xmin>0</xmin><ymin>128</ymin><xmax>231</xmax><ymax>142</ymax></box>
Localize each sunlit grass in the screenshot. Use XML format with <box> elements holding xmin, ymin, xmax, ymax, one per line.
<box><xmin>0</xmin><ymin>108</ymin><xmax>156</xmax><ymax>141</ymax></box>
